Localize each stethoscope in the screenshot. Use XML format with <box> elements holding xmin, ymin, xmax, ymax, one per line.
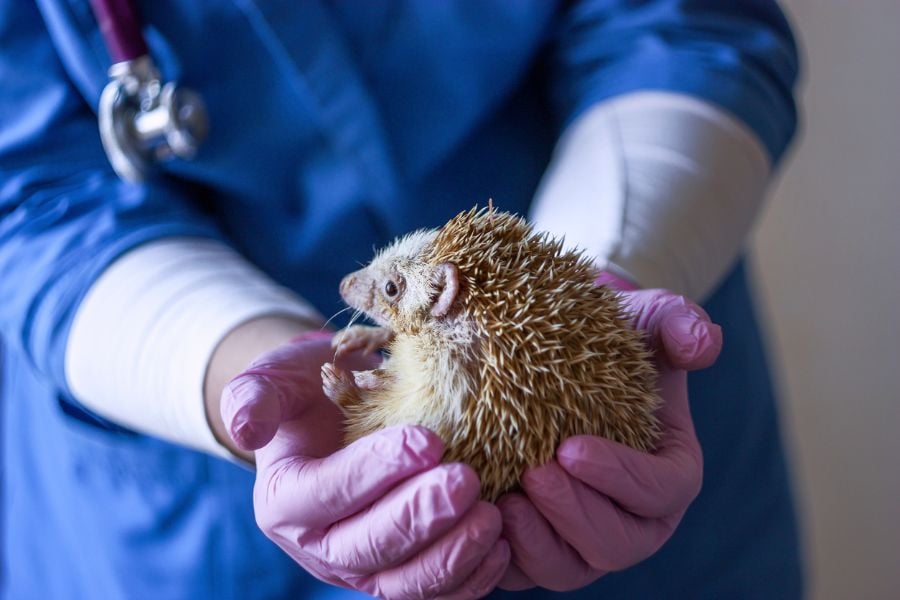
<box><xmin>89</xmin><ymin>0</ymin><xmax>208</xmax><ymax>182</ymax></box>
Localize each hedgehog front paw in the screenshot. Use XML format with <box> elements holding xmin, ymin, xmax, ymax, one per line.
<box><xmin>332</xmin><ymin>325</ymin><xmax>394</xmax><ymax>357</ymax></box>
<box><xmin>353</xmin><ymin>369</ymin><xmax>388</xmax><ymax>392</ymax></box>
<box><xmin>321</xmin><ymin>362</ymin><xmax>361</xmax><ymax>409</ymax></box>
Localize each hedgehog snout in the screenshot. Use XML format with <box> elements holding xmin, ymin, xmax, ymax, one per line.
<box><xmin>340</xmin><ymin>271</ymin><xmax>376</xmax><ymax>313</ymax></box>
<box><xmin>339</xmin><ymin>274</ymin><xmax>356</xmax><ymax>299</ymax></box>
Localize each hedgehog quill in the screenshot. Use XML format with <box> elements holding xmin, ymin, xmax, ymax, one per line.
<box><xmin>321</xmin><ymin>206</ymin><xmax>660</xmax><ymax>501</ymax></box>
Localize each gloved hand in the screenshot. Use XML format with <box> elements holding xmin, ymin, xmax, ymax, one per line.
<box><xmin>221</xmin><ymin>331</ymin><xmax>510</xmax><ymax>599</ymax></box>
<box><xmin>497</xmin><ymin>274</ymin><xmax>722</xmax><ymax>591</ymax></box>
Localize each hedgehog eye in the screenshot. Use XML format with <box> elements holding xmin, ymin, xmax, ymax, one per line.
<box><xmin>384</xmin><ymin>280</ymin><xmax>399</xmax><ymax>298</ymax></box>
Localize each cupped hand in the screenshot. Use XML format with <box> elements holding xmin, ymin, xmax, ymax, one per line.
<box><xmin>497</xmin><ymin>277</ymin><xmax>722</xmax><ymax>591</ymax></box>
<box><xmin>222</xmin><ymin>332</ymin><xmax>510</xmax><ymax>599</ymax></box>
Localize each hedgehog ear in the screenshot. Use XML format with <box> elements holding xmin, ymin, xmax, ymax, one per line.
<box><xmin>430</xmin><ymin>262</ymin><xmax>459</xmax><ymax>318</ymax></box>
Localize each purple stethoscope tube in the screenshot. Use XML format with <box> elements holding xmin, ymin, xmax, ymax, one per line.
<box><xmin>88</xmin><ymin>0</ymin><xmax>149</xmax><ymax>63</ymax></box>
<box><xmin>88</xmin><ymin>0</ymin><xmax>208</xmax><ymax>182</ymax></box>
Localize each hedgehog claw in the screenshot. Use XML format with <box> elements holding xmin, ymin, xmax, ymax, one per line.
<box><xmin>321</xmin><ymin>362</ymin><xmax>360</xmax><ymax>408</ymax></box>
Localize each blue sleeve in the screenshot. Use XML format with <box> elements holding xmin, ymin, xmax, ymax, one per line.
<box><xmin>0</xmin><ymin>2</ymin><xmax>221</xmax><ymax>395</ymax></box>
<box><xmin>550</xmin><ymin>0</ymin><xmax>800</xmax><ymax>163</ymax></box>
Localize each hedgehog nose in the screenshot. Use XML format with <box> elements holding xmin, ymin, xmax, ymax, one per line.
<box><xmin>339</xmin><ymin>274</ymin><xmax>356</xmax><ymax>299</ymax></box>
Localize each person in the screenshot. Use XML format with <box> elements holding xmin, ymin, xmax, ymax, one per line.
<box><xmin>0</xmin><ymin>1</ymin><xmax>802</xmax><ymax>598</ymax></box>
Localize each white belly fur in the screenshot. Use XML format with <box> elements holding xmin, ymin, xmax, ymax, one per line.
<box><xmin>375</xmin><ymin>334</ymin><xmax>472</xmax><ymax>438</ymax></box>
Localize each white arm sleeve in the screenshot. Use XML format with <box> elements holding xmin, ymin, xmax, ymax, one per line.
<box><xmin>530</xmin><ymin>92</ymin><xmax>771</xmax><ymax>301</ymax></box>
<box><xmin>64</xmin><ymin>238</ymin><xmax>323</xmax><ymax>458</ymax></box>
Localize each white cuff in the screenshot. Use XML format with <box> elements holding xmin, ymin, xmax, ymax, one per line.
<box><xmin>530</xmin><ymin>92</ymin><xmax>771</xmax><ymax>301</ymax></box>
<box><xmin>64</xmin><ymin>238</ymin><xmax>322</xmax><ymax>459</ymax></box>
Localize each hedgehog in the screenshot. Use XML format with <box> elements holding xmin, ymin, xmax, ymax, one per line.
<box><xmin>321</xmin><ymin>206</ymin><xmax>660</xmax><ymax>501</ymax></box>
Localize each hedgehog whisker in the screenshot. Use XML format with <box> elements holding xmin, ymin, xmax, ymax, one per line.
<box><xmin>321</xmin><ymin>306</ymin><xmax>353</xmax><ymax>331</ymax></box>
<box><xmin>344</xmin><ymin>308</ymin><xmax>364</xmax><ymax>331</ymax></box>
<box><xmin>331</xmin><ymin>308</ymin><xmax>365</xmax><ymax>363</ymax></box>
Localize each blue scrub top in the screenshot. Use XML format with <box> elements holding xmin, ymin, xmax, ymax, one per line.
<box><xmin>0</xmin><ymin>1</ymin><xmax>802</xmax><ymax>598</ymax></box>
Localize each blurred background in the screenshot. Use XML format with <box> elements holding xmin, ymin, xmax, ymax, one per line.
<box><xmin>750</xmin><ymin>0</ymin><xmax>900</xmax><ymax>598</ymax></box>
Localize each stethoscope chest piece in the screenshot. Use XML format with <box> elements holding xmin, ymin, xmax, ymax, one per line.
<box><xmin>99</xmin><ymin>56</ymin><xmax>208</xmax><ymax>182</ymax></box>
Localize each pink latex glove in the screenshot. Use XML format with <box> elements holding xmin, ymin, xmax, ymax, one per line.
<box><xmin>498</xmin><ymin>273</ymin><xmax>723</xmax><ymax>591</ymax></box>
<box><xmin>221</xmin><ymin>332</ymin><xmax>510</xmax><ymax>599</ymax></box>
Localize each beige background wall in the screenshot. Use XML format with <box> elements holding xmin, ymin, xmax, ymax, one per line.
<box><xmin>750</xmin><ymin>1</ymin><xmax>900</xmax><ymax>598</ymax></box>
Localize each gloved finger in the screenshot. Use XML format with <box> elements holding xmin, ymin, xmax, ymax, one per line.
<box><xmin>621</xmin><ymin>289</ymin><xmax>722</xmax><ymax>370</ymax></box>
<box><xmin>522</xmin><ymin>461</ymin><xmax>677</xmax><ymax>572</ymax></box>
<box><xmin>496</xmin><ymin>493</ymin><xmax>601</xmax><ymax>591</ymax></box>
<box><xmin>355</xmin><ymin>502</ymin><xmax>504</xmax><ymax>600</ymax></box>
<box><xmin>220</xmin><ymin>333</ymin><xmax>334</xmax><ymax>450</ymax></box>
<box><xmin>556</xmin><ymin>364</ymin><xmax>701</xmax><ymax>519</ymax></box>
<box><xmin>496</xmin><ymin>561</ymin><xmax>534</xmax><ymax>592</ymax></box>
<box><xmin>221</xmin><ymin>368</ymin><xmax>304</xmax><ymax>451</ymax></box>
<box><xmin>557</xmin><ymin>432</ymin><xmax>702</xmax><ymax>519</ymax></box>
<box><xmin>555</xmin><ymin>366</ymin><xmax>700</xmax><ymax>519</ymax></box>
<box><xmin>436</xmin><ymin>539</ymin><xmax>511</xmax><ymax>600</ymax></box>
<box><xmin>594</xmin><ymin>271</ymin><xmax>639</xmax><ymax>292</ymax></box>
<box><xmin>648</xmin><ymin>365</ymin><xmax>696</xmax><ymax>432</ymax></box>
<box><xmin>221</xmin><ymin>333</ymin><xmax>380</xmax><ymax>451</ymax></box>
<box><xmin>255</xmin><ymin>425</ymin><xmax>444</xmax><ymax>532</ymax></box>
<box><xmin>317</xmin><ymin>463</ymin><xmax>482</xmax><ymax>574</ymax></box>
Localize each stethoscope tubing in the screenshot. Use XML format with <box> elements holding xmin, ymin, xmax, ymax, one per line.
<box><xmin>87</xmin><ymin>0</ymin><xmax>208</xmax><ymax>182</ymax></box>
<box><xmin>88</xmin><ymin>0</ymin><xmax>149</xmax><ymax>64</ymax></box>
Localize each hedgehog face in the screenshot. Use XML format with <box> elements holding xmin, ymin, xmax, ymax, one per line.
<box><xmin>339</xmin><ymin>229</ymin><xmax>458</xmax><ymax>332</ymax></box>
<box><xmin>339</xmin><ymin>260</ymin><xmax>412</xmax><ymax>329</ymax></box>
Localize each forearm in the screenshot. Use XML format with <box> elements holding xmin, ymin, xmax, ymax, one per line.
<box><xmin>539</xmin><ymin>0</ymin><xmax>798</xmax><ymax>300</ymax></box>
<box><xmin>531</xmin><ymin>92</ymin><xmax>771</xmax><ymax>301</ymax></box>
<box><xmin>65</xmin><ymin>238</ymin><xmax>323</xmax><ymax>459</ymax></box>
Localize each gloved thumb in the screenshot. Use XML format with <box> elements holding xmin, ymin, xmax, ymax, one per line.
<box><xmin>622</xmin><ymin>289</ymin><xmax>722</xmax><ymax>370</ymax></box>
<box><xmin>221</xmin><ymin>370</ymin><xmax>289</xmax><ymax>451</ymax></box>
<box><xmin>220</xmin><ymin>331</ymin><xmax>335</xmax><ymax>451</ymax></box>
